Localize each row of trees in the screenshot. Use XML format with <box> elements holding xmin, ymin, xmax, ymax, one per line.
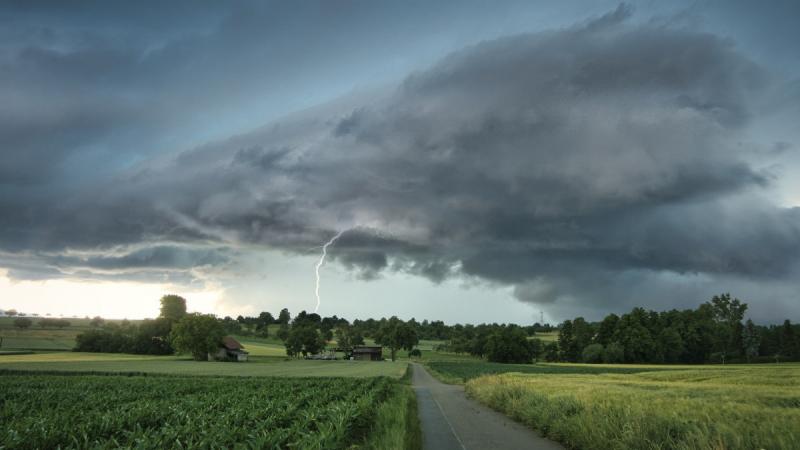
<box><xmin>555</xmin><ymin>294</ymin><xmax>800</xmax><ymax>364</ymax></box>
<box><xmin>75</xmin><ymin>295</ymin><xmax>188</xmax><ymax>355</ymax></box>
<box><xmin>276</xmin><ymin>310</ymin><xmax>419</xmax><ymax>360</ymax></box>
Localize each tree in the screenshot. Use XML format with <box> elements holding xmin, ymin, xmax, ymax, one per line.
<box><xmin>543</xmin><ymin>342</ymin><xmax>560</xmax><ymax>362</ymax></box>
<box><xmin>741</xmin><ymin>319</ymin><xmax>760</xmax><ymax>363</ymax></box>
<box><xmin>277</xmin><ymin>308</ymin><xmax>291</xmax><ymax>325</ymax></box>
<box><xmin>485</xmin><ymin>327</ymin><xmax>532</xmax><ymax>364</ymax></box>
<box><xmin>285</xmin><ymin>324</ymin><xmax>325</xmax><ymax>357</ymax></box>
<box><xmin>375</xmin><ymin>317</ymin><xmax>419</xmax><ymax>361</ymax></box>
<box><xmin>582</xmin><ymin>343</ymin><xmax>604</xmax><ymax>363</ymax></box>
<box><xmin>277</xmin><ymin>323</ymin><xmax>290</xmax><ymax>341</ymax></box>
<box><xmin>602</xmin><ymin>342</ymin><xmax>625</xmax><ymax>363</ymax></box>
<box><xmin>6</xmin><ymin>309</ymin><xmax>18</xmax><ymax>317</ymax></box>
<box><xmin>780</xmin><ymin>320</ymin><xmax>798</xmax><ymax>360</ymax></box>
<box><xmin>334</xmin><ymin>324</ymin><xmax>363</xmax><ymax>358</ymax></box>
<box><xmin>596</xmin><ymin>314</ymin><xmax>619</xmax><ymax>347</ymax></box>
<box><xmin>558</xmin><ymin>320</ymin><xmax>578</xmax><ymax>362</ymax></box>
<box><xmin>169</xmin><ymin>314</ymin><xmax>224</xmax><ymax>361</ymax></box>
<box><xmin>90</xmin><ymin>316</ymin><xmax>105</xmax><ymax>328</ymax></box>
<box><xmin>659</xmin><ymin>327</ymin><xmax>684</xmax><ymax>363</ymax></box>
<box><xmin>14</xmin><ymin>317</ymin><xmax>33</xmax><ymax>329</ymax></box>
<box><xmin>709</xmin><ymin>293</ymin><xmax>747</xmax><ymax>364</ymax></box>
<box><xmin>159</xmin><ymin>295</ymin><xmax>187</xmax><ymax>322</ymax></box>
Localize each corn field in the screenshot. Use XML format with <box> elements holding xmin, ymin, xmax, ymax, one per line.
<box><xmin>0</xmin><ymin>373</ymin><xmax>394</xmax><ymax>449</ymax></box>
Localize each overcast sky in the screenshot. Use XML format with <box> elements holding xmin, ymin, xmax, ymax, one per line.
<box><xmin>1</xmin><ymin>1</ymin><xmax>799</xmax><ymax>323</ymax></box>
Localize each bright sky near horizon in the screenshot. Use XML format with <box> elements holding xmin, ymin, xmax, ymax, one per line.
<box><xmin>1</xmin><ymin>1</ymin><xmax>799</xmax><ymax>324</ymax></box>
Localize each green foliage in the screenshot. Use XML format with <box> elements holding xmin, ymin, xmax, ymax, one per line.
<box><xmin>74</xmin><ymin>319</ymin><xmax>173</xmax><ymax>355</ymax></box>
<box><xmin>335</xmin><ymin>324</ymin><xmax>364</xmax><ymax>357</ymax></box>
<box><xmin>0</xmin><ymin>374</ymin><xmax>400</xmax><ymax>449</ymax></box>
<box><xmin>276</xmin><ymin>323</ymin><xmax>290</xmax><ymax>341</ymax></box>
<box><xmin>89</xmin><ymin>316</ymin><xmax>105</xmax><ymax>328</ymax></box>
<box><xmin>375</xmin><ymin>317</ymin><xmax>419</xmax><ymax>361</ymax></box>
<box><xmin>277</xmin><ymin>308</ymin><xmax>291</xmax><ymax>325</ymax></box>
<box><xmin>169</xmin><ymin>314</ymin><xmax>224</xmax><ymax>361</ymax></box>
<box><xmin>13</xmin><ymin>318</ymin><xmax>32</xmax><ymax>330</ymax></box>
<box><xmin>581</xmin><ymin>343</ymin><xmax>604</xmax><ymax>363</ymax></box>
<box><xmin>159</xmin><ymin>294</ymin><xmax>187</xmax><ymax>322</ymax></box>
<box><xmin>602</xmin><ymin>342</ymin><xmax>625</xmax><ymax>363</ymax></box>
<box><xmin>485</xmin><ymin>326</ymin><xmax>532</xmax><ymax>364</ymax></box>
<box><xmin>285</xmin><ymin>324</ymin><xmax>326</xmax><ymax>357</ymax></box>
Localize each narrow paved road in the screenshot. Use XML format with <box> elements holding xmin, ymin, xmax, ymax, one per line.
<box><xmin>411</xmin><ymin>363</ymin><xmax>563</xmax><ymax>450</ymax></box>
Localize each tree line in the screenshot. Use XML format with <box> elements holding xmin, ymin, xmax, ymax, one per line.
<box><xmin>72</xmin><ymin>292</ymin><xmax>799</xmax><ymax>365</ymax></box>
<box><xmin>553</xmin><ymin>294</ymin><xmax>800</xmax><ymax>364</ymax></box>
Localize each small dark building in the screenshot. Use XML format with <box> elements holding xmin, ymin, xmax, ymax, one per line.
<box><xmin>351</xmin><ymin>345</ymin><xmax>382</xmax><ymax>361</ymax></box>
<box><xmin>210</xmin><ymin>336</ymin><xmax>249</xmax><ymax>362</ymax></box>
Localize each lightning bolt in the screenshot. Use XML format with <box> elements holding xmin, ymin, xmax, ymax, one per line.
<box><xmin>314</xmin><ymin>230</ymin><xmax>345</xmax><ymax>313</ymax></box>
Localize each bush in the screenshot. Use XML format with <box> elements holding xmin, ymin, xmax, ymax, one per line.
<box><xmin>409</xmin><ymin>349</ymin><xmax>422</xmax><ymax>358</ymax></box>
<box><xmin>486</xmin><ymin>327</ymin><xmax>533</xmax><ymax>364</ymax></box>
<box><xmin>582</xmin><ymin>343</ymin><xmax>605</xmax><ymax>363</ymax></box>
<box><xmin>603</xmin><ymin>342</ymin><xmax>625</xmax><ymax>363</ymax></box>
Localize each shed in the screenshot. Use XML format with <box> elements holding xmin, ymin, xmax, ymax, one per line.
<box><xmin>210</xmin><ymin>336</ymin><xmax>249</xmax><ymax>362</ymax></box>
<box><xmin>351</xmin><ymin>345</ymin><xmax>382</xmax><ymax>361</ymax></box>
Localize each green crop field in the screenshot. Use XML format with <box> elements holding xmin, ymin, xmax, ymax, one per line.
<box><xmin>0</xmin><ymin>373</ymin><xmax>410</xmax><ymax>449</ymax></box>
<box><xmin>466</xmin><ymin>364</ymin><xmax>800</xmax><ymax>450</ymax></box>
<box><xmin>0</xmin><ymin>352</ymin><xmax>408</xmax><ymax>378</ymax></box>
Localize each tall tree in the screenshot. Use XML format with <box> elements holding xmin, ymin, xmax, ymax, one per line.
<box><xmin>709</xmin><ymin>293</ymin><xmax>748</xmax><ymax>364</ymax></box>
<box><xmin>159</xmin><ymin>295</ymin><xmax>187</xmax><ymax>322</ymax></box>
<box><xmin>375</xmin><ymin>316</ymin><xmax>419</xmax><ymax>361</ymax></box>
<box><xmin>169</xmin><ymin>314</ymin><xmax>224</xmax><ymax>361</ymax></box>
<box><xmin>558</xmin><ymin>320</ymin><xmax>579</xmax><ymax>362</ymax></box>
<box><xmin>277</xmin><ymin>308</ymin><xmax>291</xmax><ymax>325</ymax></box>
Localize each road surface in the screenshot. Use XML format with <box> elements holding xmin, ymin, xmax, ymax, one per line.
<box><xmin>411</xmin><ymin>363</ymin><xmax>563</xmax><ymax>450</ymax></box>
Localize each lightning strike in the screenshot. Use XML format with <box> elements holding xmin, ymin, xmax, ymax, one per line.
<box><xmin>314</xmin><ymin>230</ymin><xmax>345</xmax><ymax>313</ymax></box>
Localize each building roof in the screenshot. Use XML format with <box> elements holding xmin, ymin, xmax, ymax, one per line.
<box><xmin>352</xmin><ymin>346</ymin><xmax>382</xmax><ymax>353</ymax></box>
<box><xmin>221</xmin><ymin>336</ymin><xmax>244</xmax><ymax>350</ymax></box>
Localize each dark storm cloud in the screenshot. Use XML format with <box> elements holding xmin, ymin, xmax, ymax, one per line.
<box><xmin>2</xmin><ymin>4</ymin><xmax>799</xmax><ymax>318</ymax></box>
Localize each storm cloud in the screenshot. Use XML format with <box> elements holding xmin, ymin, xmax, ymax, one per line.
<box><xmin>2</xmin><ymin>3</ymin><xmax>799</xmax><ymax>320</ymax></box>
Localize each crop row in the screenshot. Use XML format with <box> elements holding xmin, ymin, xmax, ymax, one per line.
<box><xmin>0</xmin><ymin>374</ymin><xmax>394</xmax><ymax>449</ymax></box>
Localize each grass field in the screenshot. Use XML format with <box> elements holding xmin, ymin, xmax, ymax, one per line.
<box><xmin>0</xmin><ymin>352</ymin><xmax>408</xmax><ymax>378</ymax></box>
<box><xmin>532</xmin><ymin>331</ymin><xmax>558</xmax><ymax>342</ymax></box>
<box><xmin>1</xmin><ymin>373</ymin><xmax>416</xmax><ymax>449</ymax></box>
<box><xmin>466</xmin><ymin>364</ymin><xmax>800</xmax><ymax>450</ymax></box>
<box><xmin>427</xmin><ymin>360</ymin><xmax>667</xmax><ymax>383</ymax></box>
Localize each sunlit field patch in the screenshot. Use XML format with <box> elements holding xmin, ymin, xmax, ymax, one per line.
<box><xmin>466</xmin><ymin>364</ymin><xmax>800</xmax><ymax>450</ymax></box>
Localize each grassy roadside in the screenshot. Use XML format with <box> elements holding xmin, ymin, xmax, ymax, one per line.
<box><xmin>359</xmin><ymin>365</ymin><xmax>422</xmax><ymax>450</ymax></box>
<box><xmin>466</xmin><ymin>365</ymin><xmax>800</xmax><ymax>450</ymax></box>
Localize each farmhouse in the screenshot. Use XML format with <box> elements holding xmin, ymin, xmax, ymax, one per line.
<box><xmin>210</xmin><ymin>336</ymin><xmax>249</xmax><ymax>362</ymax></box>
<box><xmin>351</xmin><ymin>345</ymin><xmax>382</xmax><ymax>361</ymax></box>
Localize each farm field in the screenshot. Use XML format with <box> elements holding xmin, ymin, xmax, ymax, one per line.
<box><xmin>0</xmin><ymin>317</ymin><xmax>138</xmax><ymax>351</ymax></box>
<box><xmin>0</xmin><ymin>373</ymin><xmax>413</xmax><ymax>449</ymax></box>
<box><xmin>466</xmin><ymin>364</ymin><xmax>800</xmax><ymax>450</ymax></box>
<box><xmin>0</xmin><ymin>352</ymin><xmax>408</xmax><ymax>378</ymax></box>
<box><xmin>427</xmin><ymin>360</ymin><xmax>668</xmax><ymax>383</ymax></box>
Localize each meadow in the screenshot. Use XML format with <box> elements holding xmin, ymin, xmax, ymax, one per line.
<box><xmin>427</xmin><ymin>360</ymin><xmax>665</xmax><ymax>383</ymax></box>
<box><xmin>0</xmin><ymin>352</ymin><xmax>408</xmax><ymax>378</ymax></box>
<box><xmin>466</xmin><ymin>364</ymin><xmax>800</xmax><ymax>450</ymax></box>
<box><xmin>0</xmin><ymin>373</ymin><xmax>417</xmax><ymax>449</ymax></box>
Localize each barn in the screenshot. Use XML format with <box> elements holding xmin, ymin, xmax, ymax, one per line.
<box><xmin>351</xmin><ymin>345</ymin><xmax>383</xmax><ymax>361</ymax></box>
<box><xmin>210</xmin><ymin>336</ymin><xmax>249</xmax><ymax>362</ymax></box>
